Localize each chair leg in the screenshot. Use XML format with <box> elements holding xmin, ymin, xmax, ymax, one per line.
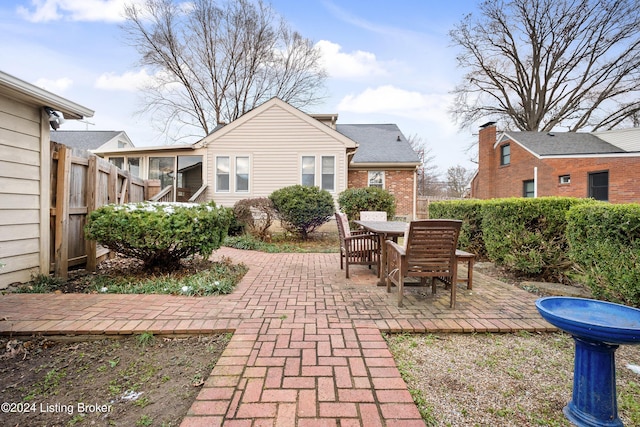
<box><xmin>431</xmin><ymin>277</ymin><xmax>437</xmax><ymax>294</ymax></box>
<box><xmin>450</xmin><ymin>264</ymin><xmax>458</xmax><ymax>309</ymax></box>
<box><xmin>345</xmin><ymin>261</ymin><xmax>350</xmax><ymax>279</ymax></box>
<box><xmin>397</xmin><ymin>276</ymin><xmax>404</xmax><ymax>307</ymax></box>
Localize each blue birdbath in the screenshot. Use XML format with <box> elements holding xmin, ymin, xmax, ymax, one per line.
<box><xmin>536</xmin><ymin>297</ymin><xmax>640</xmax><ymax>427</ymax></box>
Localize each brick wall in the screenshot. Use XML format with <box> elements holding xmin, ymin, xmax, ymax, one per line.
<box><xmin>472</xmin><ymin>127</ymin><xmax>640</xmax><ymax>203</ymax></box>
<box><xmin>347</xmin><ymin>169</ymin><xmax>415</xmax><ymax>219</ymax></box>
<box><xmin>475</xmin><ymin>123</ymin><xmax>497</xmax><ymax>199</ymax></box>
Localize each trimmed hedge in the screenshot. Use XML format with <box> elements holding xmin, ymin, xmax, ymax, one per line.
<box><xmin>337</xmin><ymin>187</ymin><xmax>396</xmax><ymax>222</ymax></box>
<box><xmin>567</xmin><ymin>203</ymin><xmax>640</xmax><ymax>307</ymax></box>
<box><xmin>269</xmin><ymin>185</ymin><xmax>335</xmax><ymax>239</ymax></box>
<box><xmin>429</xmin><ymin>199</ymin><xmax>486</xmax><ymax>259</ymax></box>
<box><xmin>85</xmin><ymin>202</ymin><xmax>232</xmax><ymax>270</ymax></box>
<box><xmin>480</xmin><ymin>197</ymin><xmax>592</xmax><ymax>278</ymax></box>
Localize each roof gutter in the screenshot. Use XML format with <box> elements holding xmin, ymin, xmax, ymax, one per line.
<box><xmin>349</xmin><ymin>162</ymin><xmax>420</xmax><ymax>169</ymax></box>
<box><xmin>0</xmin><ymin>71</ymin><xmax>94</xmax><ymax>120</ymax></box>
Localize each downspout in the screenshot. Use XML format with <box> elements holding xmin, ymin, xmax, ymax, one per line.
<box><xmin>413</xmin><ymin>166</ymin><xmax>417</xmax><ymax>220</ymax></box>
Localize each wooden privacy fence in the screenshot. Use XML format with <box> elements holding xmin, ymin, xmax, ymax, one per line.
<box><xmin>416</xmin><ymin>196</ymin><xmax>465</xmax><ymax>219</ymax></box>
<box><xmin>50</xmin><ymin>142</ymin><xmax>151</xmax><ymax>278</ymax></box>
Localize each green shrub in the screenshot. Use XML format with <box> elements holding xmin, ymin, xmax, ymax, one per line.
<box><xmin>429</xmin><ymin>199</ymin><xmax>486</xmax><ymax>259</ymax></box>
<box><xmin>233</xmin><ymin>198</ymin><xmax>275</xmax><ymax>240</ymax></box>
<box><xmin>337</xmin><ymin>187</ymin><xmax>396</xmax><ymax>221</ymax></box>
<box><xmin>481</xmin><ymin>197</ymin><xmax>593</xmax><ymax>279</ymax></box>
<box><xmin>269</xmin><ymin>185</ymin><xmax>335</xmax><ymax>240</ymax></box>
<box><xmin>85</xmin><ymin>202</ymin><xmax>232</xmax><ymax>270</ymax></box>
<box><xmin>567</xmin><ymin>203</ymin><xmax>640</xmax><ymax>307</ymax></box>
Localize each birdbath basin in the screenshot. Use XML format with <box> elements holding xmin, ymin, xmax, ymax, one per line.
<box><xmin>536</xmin><ymin>297</ymin><xmax>640</xmax><ymax>427</ymax></box>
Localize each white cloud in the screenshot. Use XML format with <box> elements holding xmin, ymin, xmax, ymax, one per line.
<box><xmin>95</xmin><ymin>69</ymin><xmax>153</xmax><ymax>92</ymax></box>
<box><xmin>316</xmin><ymin>40</ymin><xmax>388</xmax><ymax>80</ymax></box>
<box><xmin>17</xmin><ymin>0</ymin><xmax>143</xmax><ymax>23</ymax></box>
<box><xmin>338</xmin><ymin>85</ymin><xmax>457</xmax><ymax>131</ymax></box>
<box><xmin>35</xmin><ymin>77</ymin><xmax>73</xmax><ymax>93</ymax></box>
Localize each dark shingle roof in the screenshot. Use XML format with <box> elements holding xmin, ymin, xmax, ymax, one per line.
<box><xmin>336</xmin><ymin>124</ymin><xmax>420</xmax><ymax>164</ymax></box>
<box><xmin>505</xmin><ymin>131</ymin><xmax>626</xmax><ymax>156</ymax></box>
<box><xmin>49</xmin><ymin>130</ymin><xmax>123</xmax><ymax>151</ymax></box>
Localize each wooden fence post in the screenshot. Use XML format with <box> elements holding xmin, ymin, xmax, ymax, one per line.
<box><xmin>85</xmin><ymin>155</ymin><xmax>99</xmax><ymax>271</ymax></box>
<box><xmin>54</xmin><ymin>145</ymin><xmax>70</xmax><ymax>278</ymax></box>
<box><xmin>108</xmin><ymin>164</ymin><xmax>118</xmax><ymax>204</ymax></box>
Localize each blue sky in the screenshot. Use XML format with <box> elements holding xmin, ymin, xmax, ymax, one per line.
<box><xmin>0</xmin><ymin>0</ymin><xmax>479</xmax><ymax>174</ymax></box>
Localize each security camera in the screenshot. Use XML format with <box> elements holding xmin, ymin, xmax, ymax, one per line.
<box><xmin>44</xmin><ymin>106</ymin><xmax>65</xmax><ymax>130</ymax></box>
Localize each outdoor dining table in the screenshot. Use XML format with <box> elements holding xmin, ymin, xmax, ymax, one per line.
<box><xmin>354</xmin><ymin>220</ymin><xmax>408</xmax><ymax>286</ymax></box>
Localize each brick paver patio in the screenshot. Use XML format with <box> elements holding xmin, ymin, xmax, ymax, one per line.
<box><xmin>0</xmin><ymin>248</ymin><xmax>555</xmax><ymax>426</ymax></box>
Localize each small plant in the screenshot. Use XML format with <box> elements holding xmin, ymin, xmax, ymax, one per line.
<box><xmin>269</xmin><ymin>185</ymin><xmax>335</xmax><ymax>240</ymax></box>
<box><xmin>233</xmin><ymin>197</ymin><xmax>276</xmax><ymax>240</ymax></box>
<box><xmin>136</xmin><ymin>414</ymin><xmax>153</xmax><ymax>426</ymax></box>
<box><xmin>88</xmin><ymin>259</ymin><xmax>247</xmax><ymax>296</ymax></box>
<box><xmin>137</xmin><ymin>332</ymin><xmax>155</xmax><ymax>348</ymax></box>
<box><xmin>338</xmin><ymin>187</ymin><xmax>396</xmax><ymax>222</ymax></box>
<box><xmin>14</xmin><ymin>274</ymin><xmax>64</xmax><ymax>293</ymax></box>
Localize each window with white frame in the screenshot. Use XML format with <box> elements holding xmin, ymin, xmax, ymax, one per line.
<box><xmin>302</xmin><ymin>156</ymin><xmax>315</xmax><ymax>186</ymax></box>
<box><xmin>216</xmin><ymin>156</ymin><xmax>230</xmax><ymax>192</ymax></box>
<box><xmin>236</xmin><ymin>156</ymin><xmax>249</xmax><ymax>192</ymax></box>
<box><xmin>368</xmin><ymin>171</ymin><xmax>384</xmax><ymax>188</ymax></box>
<box><xmin>321</xmin><ymin>156</ymin><xmax>335</xmax><ymax>191</ymax></box>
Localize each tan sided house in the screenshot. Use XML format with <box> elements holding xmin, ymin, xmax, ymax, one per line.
<box><xmin>0</xmin><ymin>70</ymin><xmax>94</xmax><ymax>288</ymax></box>
<box><xmin>97</xmin><ymin>97</ymin><xmax>421</xmax><ymax>218</ymax></box>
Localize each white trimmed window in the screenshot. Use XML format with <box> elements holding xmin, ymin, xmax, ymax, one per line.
<box><xmin>236</xmin><ymin>157</ymin><xmax>249</xmax><ymax>192</ymax></box>
<box><xmin>302</xmin><ymin>156</ymin><xmax>315</xmax><ymax>186</ymax></box>
<box><xmin>216</xmin><ymin>156</ymin><xmax>230</xmax><ymax>192</ymax></box>
<box><xmin>368</xmin><ymin>171</ymin><xmax>384</xmax><ymax>188</ymax></box>
<box><xmin>321</xmin><ymin>156</ymin><xmax>335</xmax><ymax>191</ymax></box>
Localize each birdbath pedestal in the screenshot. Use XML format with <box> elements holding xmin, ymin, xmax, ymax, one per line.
<box><xmin>535</xmin><ymin>297</ymin><xmax>640</xmax><ymax>427</ymax></box>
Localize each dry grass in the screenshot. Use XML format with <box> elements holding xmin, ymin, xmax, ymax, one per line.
<box><xmin>387</xmin><ymin>331</ymin><xmax>640</xmax><ymax>426</ymax></box>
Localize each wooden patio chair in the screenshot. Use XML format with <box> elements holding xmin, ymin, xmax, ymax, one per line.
<box><xmin>386</xmin><ymin>219</ymin><xmax>462</xmax><ymax>308</ymax></box>
<box><xmin>335</xmin><ymin>212</ymin><xmax>380</xmax><ymax>278</ymax></box>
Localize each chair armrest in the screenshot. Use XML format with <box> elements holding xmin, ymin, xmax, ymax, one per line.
<box><xmin>386</xmin><ymin>240</ymin><xmax>405</xmax><ymax>256</ymax></box>
<box><xmin>350</xmin><ymin>229</ymin><xmax>371</xmax><ymax>236</ymax></box>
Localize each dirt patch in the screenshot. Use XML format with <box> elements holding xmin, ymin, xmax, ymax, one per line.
<box><xmin>0</xmin><ymin>333</ymin><xmax>230</xmax><ymax>427</ymax></box>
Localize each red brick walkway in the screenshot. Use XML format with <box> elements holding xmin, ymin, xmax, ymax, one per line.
<box><xmin>0</xmin><ymin>248</ymin><xmax>554</xmax><ymax>426</ymax></box>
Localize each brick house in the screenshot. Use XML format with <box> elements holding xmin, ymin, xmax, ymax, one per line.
<box><xmin>471</xmin><ymin>122</ymin><xmax>640</xmax><ymax>203</ymax></box>
<box><xmin>96</xmin><ymin>98</ymin><xmax>422</xmax><ymax>218</ymax></box>
<box><xmin>339</xmin><ymin>124</ymin><xmax>420</xmax><ymax>219</ymax></box>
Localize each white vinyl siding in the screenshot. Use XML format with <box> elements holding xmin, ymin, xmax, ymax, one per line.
<box><xmin>0</xmin><ymin>94</ymin><xmax>46</xmax><ymax>288</ymax></box>
<box><xmin>203</xmin><ymin>103</ymin><xmax>350</xmax><ymax>207</ymax></box>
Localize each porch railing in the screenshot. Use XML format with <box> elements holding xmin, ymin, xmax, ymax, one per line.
<box><xmin>150</xmin><ymin>185</ymin><xmax>173</xmax><ymax>202</ymax></box>
<box><xmin>188</xmin><ymin>184</ymin><xmax>208</xmax><ymax>203</ymax></box>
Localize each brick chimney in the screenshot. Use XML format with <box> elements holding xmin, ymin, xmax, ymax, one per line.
<box><xmin>477</xmin><ymin>122</ymin><xmax>497</xmax><ymax>199</ymax></box>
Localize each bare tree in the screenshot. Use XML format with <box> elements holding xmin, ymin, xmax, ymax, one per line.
<box><xmin>122</xmin><ymin>0</ymin><xmax>327</xmax><ymax>141</ymax></box>
<box><xmin>407</xmin><ymin>134</ymin><xmax>441</xmax><ymax>197</ymax></box>
<box><xmin>445</xmin><ymin>165</ymin><xmax>473</xmax><ymax>198</ymax></box>
<box><xmin>450</xmin><ymin>0</ymin><xmax>640</xmax><ymax>132</ymax></box>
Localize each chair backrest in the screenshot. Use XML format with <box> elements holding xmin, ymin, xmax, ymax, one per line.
<box><xmin>335</xmin><ymin>212</ymin><xmax>351</xmax><ymax>243</ymax></box>
<box><xmin>359</xmin><ymin>211</ymin><xmax>388</xmax><ymax>221</ymax></box>
<box><xmin>404</xmin><ymin>220</ymin><xmax>462</xmax><ymax>276</ymax></box>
